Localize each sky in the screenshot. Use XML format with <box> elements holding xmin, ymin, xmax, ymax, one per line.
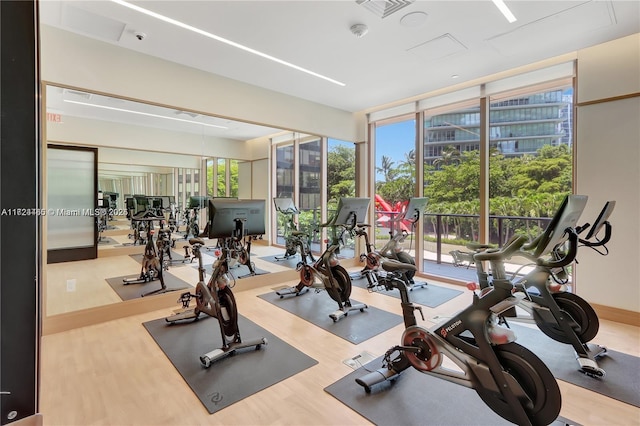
<box><xmin>329</xmin><ymin>119</ymin><xmax>415</xmax><ymax>181</ymax></box>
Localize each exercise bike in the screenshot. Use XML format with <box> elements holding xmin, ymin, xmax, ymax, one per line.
<box><xmin>122</xmin><ymin>216</ymin><xmax>171</xmax><ymax>297</ymax></box>
<box><xmin>476</xmin><ymin>198</ymin><xmax>615</xmax><ymax>378</ymax></box>
<box><xmin>356</xmin><ymin>233</ymin><xmax>564</xmax><ymax>426</ymax></box>
<box><xmin>165</xmin><ymin>201</ymin><xmax>268</xmax><ymax>368</ymax></box>
<box><xmin>183</xmin><ymin>206</ymin><xmax>200</xmax><ymax>239</ymax></box>
<box><xmin>352</xmin><ymin>197</ymin><xmax>428</xmax><ymax>289</ymax></box>
<box><xmin>273</xmin><ymin>197</ymin><xmax>312</xmax><ymax>261</ymax></box>
<box><xmin>276</xmin><ymin>197</ymin><xmax>370</xmax><ymax>322</ymax></box>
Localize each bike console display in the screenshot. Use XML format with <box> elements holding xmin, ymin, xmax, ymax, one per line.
<box><xmin>403</xmin><ymin>197</ymin><xmax>428</xmax><ymax>222</ymax></box>
<box><xmin>585</xmin><ymin>200</ymin><xmax>615</xmax><ymax>240</ymax></box>
<box><xmin>533</xmin><ymin>194</ymin><xmax>588</xmax><ymax>257</ymax></box>
<box><xmin>333</xmin><ymin>197</ymin><xmax>371</xmax><ymax>226</ymax></box>
<box><xmin>208</xmin><ymin>199</ymin><xmax>266</xmax><ymax>239</ymax></box>
<box><xmin>273</xmin><ymin>197</ymin><xmax>299</xmax><ymax>214</ymax></box>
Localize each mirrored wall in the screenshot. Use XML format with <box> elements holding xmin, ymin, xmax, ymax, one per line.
<box><xmin>44</xmin><ymin>83</ymin><xmax>284</xmax><ymax>318</ymax></box>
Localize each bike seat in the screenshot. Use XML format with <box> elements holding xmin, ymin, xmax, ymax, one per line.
<box><xmin>380</xmin><ymin>258</ymin><xmax>417</xmax><ymax>273</ymax></box>
<box><xmin>189</xmin><ymin>238</ymin><xmax>205</xmax><ymax>246</ymax></box>
<box><xmin>292</xmin><ymin>231</ymin><xmax>306</xmax><ymax>237</ymax></box>
<box><xmin>357</xmin><ymin>223</ymin><xmax>371</xmax><ymax>228</ymax></box>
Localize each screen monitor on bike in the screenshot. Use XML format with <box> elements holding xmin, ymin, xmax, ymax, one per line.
<box><xmin>208</xmin><ymin>199</ymin><xmax>266</xmax><ymax>239</ymax></box>
<box><xmin>533</xmin><ymin>194</ymin><xmax>588</xmax><ymax>258</ymax></box>
<box><xmin>133</xmin><ymin>195</ymin><xmax>148</xmax><ymax>214</ymax></box>
<box><xmin>585</xmin><ymin>200</ymin><xmax>615</xmax><ymax>240</ymax></box>
<box><xmin>333</xmin><ymin>197</ymin><xmax>370</xmax><ymax>227</ymax></box>
<box><xmin>403</xmin><ymin>197</ymin><xmax>428</xmax><ymax>221</ymax></box>
<box><xmin>273</xmin><ymin>197</ymin><xmax>298</xmax><ymax>214</ymax></box>
<box><xmin>188</xmin><ymin>195</ymin><xmax>210</xmax><ymax>209</ymax></box>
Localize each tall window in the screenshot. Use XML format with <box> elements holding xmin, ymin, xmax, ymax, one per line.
<box><xmin>488</xmin><ymin>85</ymin><xmax>573</xmax><ymax>246</ymax></box>
<box><xmin>217</xmin><ymin>158</ymin><xmax>227</xmax><ymax>196</ymax></box>
<box><xmin>327</xmin><ymin>138</ymin><xmax>356</xmax><ymax>255</ymax></box>
<box><xmin>229</xmin><ymin>159</ymin><xmax>239</xmax><ymax>198</ymax></box>
<box><xmin>299</xmin><ymin>139</ymin><xmax>321</xmax><ymax>210</ymax></box>
<box><xmin>374</xmin><ymin>118</ymin><xmax>416</xmax><ymax>248</ymax></box>
<box><xmin>275</xmin><ymin>144</ymin><xmax>294</xmax><ymax>198</ymax></box>
<box><xmin>423</xmin><ymin>101</ymin><xmax>481</xmax><ymax>269</ymax></box>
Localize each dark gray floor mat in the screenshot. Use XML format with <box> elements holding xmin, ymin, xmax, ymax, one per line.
<box><xmin>325</xmin><ymin>355</ymin><xmax>580</xmax><ymax>426</ymax></box>
<box><xmin>510</xmin><ymin>323</ymin><xmax>640</xmax><ymax>407</ymax></box>
<box><xmin>351</xmin><ymin>275</ymin><xmax>464</xmax><ymax>308</ymax></box>
<box><xmin>105</xmin><ymin>272</ymin><xmax>190</xmax><ymax>300</ymax></box>
<box><xmin>257</xmin><ymin>290</ymin><xmax>403</xmax><ymax>344</ymax></box>
<box><xmin>143</xmin><ymin>315</ymin><xmax>318</xmax><ymax>414</ymax></box>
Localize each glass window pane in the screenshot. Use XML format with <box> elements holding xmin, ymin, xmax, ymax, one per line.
<box><xmin>423</xmin><ymin>102</ymin><xmax>481</xmax><ymax>271</ymax></box>
<box><xmin>375</xmin><ymin>118</ymin><xmax>416</xmax><ymax>249</ymax></box>
<box><xmin>489</xmin><ymin>86</ymin><xmax>573</xmax><ymax>249</ymax></box>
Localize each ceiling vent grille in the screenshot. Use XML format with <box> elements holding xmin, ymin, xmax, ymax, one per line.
<box><xmin>356</xmin><ymin>0</ymin><xmax>415</xmax><ymax>19</ymax></box>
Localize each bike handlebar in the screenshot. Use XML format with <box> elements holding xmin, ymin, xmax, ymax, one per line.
<box><xmin>473</xmin><ymin>235</ymin><xmax>527</xmax><ymax>262</ymax></box>
<box><xmin>537</xmin><ymin>228</ymin><xmax>579</xmax><ymax>268</ymax></box>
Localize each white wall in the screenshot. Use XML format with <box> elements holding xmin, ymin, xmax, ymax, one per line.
<box><xmin>47</xmin><ymin>115</ymin><xmax>251</xmax><ymax>160</ymax></box>
<box><xmin>40</xmin><ymin>25</ymin><xmax>359</xmax><ymax>143</ymax></box>
<box><xmin>574</xmin><ymin>34</ymin><xmax>640</xmax><ymax>312</ymax></box>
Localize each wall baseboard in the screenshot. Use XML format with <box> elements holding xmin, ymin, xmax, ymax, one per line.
<box><xmin>42</xmin><ymin>268</ymin><xmax>300</xmax><ymax>335</ymax></box>
<box><xmin>591</xmin><ymin>303</ymin><xmax>640</xmax><ymax>327</ymax></box>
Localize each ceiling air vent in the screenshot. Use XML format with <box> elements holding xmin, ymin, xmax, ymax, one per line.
<box><xmin>356</xmin><ymin>0</ymin><xmax>415</xmax><ymax>19</ymax></box>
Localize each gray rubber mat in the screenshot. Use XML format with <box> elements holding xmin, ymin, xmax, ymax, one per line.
<box><xmin>259</xmin><ymin>254</ymin><xmax>302</xmax><ymax>269</ymax></box>
<box><xmin>351</xmin><ymin>275</ymin><xmax>464</xmax><ymax>308</ymax></box>
<box><xmin>191</xmin><ymin>262</ymin><xmax>270</xmax><ymax>280</ymax></box>
<box><xmin>510</xmin><ymin>323</ymin><xmax>640</xmax><ymax>407</ymax></box>
<box><xmin>257</xmin><ymin>290</ymin><xmax>403</xmax><ymax>344</ymax></box>
<box><xmin>325</xmin><ymin>355</ymin><xmax>579</xmax><ymax>426</ymax></box>
<box><xmin>129</xmin><ymin>252</ymin><xmax>190</xmax><ymax>267</ymax></box>
<box><xmin>97</xmin><ymin>236</ymin><xmax>117</xmax><ymax>245</ymax></box>
<box><xmin>143</xmin><ymin>315</ymin><xmax>318</xmax><ymax>414</ymax></box>
<box><xmin>105</xmin><ymin>272</ymin><xmax>191</xmax><ymax>300</ymax></box>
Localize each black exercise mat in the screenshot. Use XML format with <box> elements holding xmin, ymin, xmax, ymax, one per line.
<box><xmin>129</xmin><ymin>252</ymin><xmax>190</xmax><ymax>267</ymax></box>
<box><xmin>259</xmin><ymin>254</ymin><xmax>301</xmax><ymax>269</ymax></box>
<box><xmin>351</xmin><ymin>276</ymin><xmax>464</xmax><ymax>308</ymax></box>
<box><xmin>325</xmin><ymin>356</ymin><xmax>579</xmax><ymax>426</ymax></box>
<box><xmin>105</xmin><ymin>272</ymin><xmax>191</xmax><ymax>300</ymax></box>
<box><xmin>257</xmin><ymin>290</ymin><xmax>403</xmax><ymax>344</ymax></box>
<box><xmin>143</xmin><ymin>315</ymin><xmax>318</xmax><ymax>414</ymax></box>
<box><xmin>192</xmin><ymin>262</ymin><xmax>271</xmax><ymax>280</ymax></box>
<box><xmin>97</xmin><ymin>236</ymin><xmax>117</xmax><ymax>245</ymax></box>
<box><xmin>510</xmin><ymin>323</ymin><xmax>640</xmax><ymax>407</ymax></box>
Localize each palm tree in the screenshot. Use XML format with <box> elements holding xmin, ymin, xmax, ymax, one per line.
<box><xmin>401</xmin><ymin>149</ymin><xmax>416</xmax><ymax>168</ymax></box>
<box><xmin>377</xmin><ymin>155</ymin><xmax>396</xmax><ymax>182</ymax></box>
<box><xmin>433</xmin><ymin>145</ymin><xmax>461</xmax><ymax>169</ymax></box>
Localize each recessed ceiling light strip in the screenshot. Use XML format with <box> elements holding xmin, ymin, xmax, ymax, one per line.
<box><xmin>110</xmin><ymin>0</ymin><xmax>346</xmax><ymax>86</ymax></box>
<box><xmin>64</xmin><ymin>99</ymin><xmax>229</xmax><ymax>129</ymax></box>
<box><xmin>492</xmin><ymin>0</ymin><xmax>517</xmax><ymax>23</ymax></box>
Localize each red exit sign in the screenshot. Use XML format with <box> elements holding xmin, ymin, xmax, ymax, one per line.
<box><xmin>47</xmin><ymin>112</ymin><xmax>62</xmax><ymax>123</ymax></box>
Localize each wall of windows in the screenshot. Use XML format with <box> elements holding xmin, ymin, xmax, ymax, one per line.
<box><xmin>368</xmin><ymin>66</ymin><xmax>575</xmax><ymax>282</ymax></box>
<box><xmin>205</xmin><ymin>158</ymin><xmax>241</xmax><ymax>198</ymax></box>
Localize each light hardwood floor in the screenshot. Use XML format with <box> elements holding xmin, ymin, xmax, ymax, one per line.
<box><xmin>40</xmin><ymin>251</ymin><xmax>640</xmax><ymax>425</ymax></box>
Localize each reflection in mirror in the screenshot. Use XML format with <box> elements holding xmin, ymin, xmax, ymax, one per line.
<box><xmin>44</xmin><ymin>84</ymin><xmax>284</xmax><ymax>319</ymax></box>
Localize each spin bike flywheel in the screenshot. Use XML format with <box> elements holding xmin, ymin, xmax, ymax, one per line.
<box><xmin>401</xmin><ymin>326</ymin><xmax>442</xmax><ymax>371</ymax></box>
<box><xmin>535</xmin><ymin>292</ymin><xmax>599</xmax><ymax>344</ymax></box>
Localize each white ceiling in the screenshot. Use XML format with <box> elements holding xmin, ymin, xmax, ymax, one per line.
<box><xmin>40</xmin><ymin>0</ymin><xmax>640</xmax><ymax>139</ymax></box>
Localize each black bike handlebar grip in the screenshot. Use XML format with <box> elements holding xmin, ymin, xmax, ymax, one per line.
<box><xmin>537</xmin><ymin>228</ymin><xmax>578</xmax><ymax>268</ymax></box>
<box><xmin>579</xmin><ymin>221</ymin><xmax>612</xmax><ymax>247</ymax></box>
<box><xmin>473</xmin><ymin>235</ymin><xmax>527</xmax><ymax>262</ymax></box>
